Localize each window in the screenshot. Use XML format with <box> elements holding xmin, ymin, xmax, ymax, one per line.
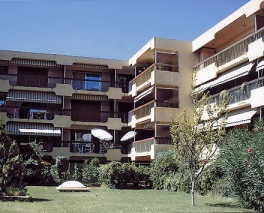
<box><xmin>0</xmin><ymin>99</ymin><xmax>5</xmax><ymax>106</ymax></box>
<box><xmin>0</xmin><ymin>66</ymin><xmax>8</xmax><ymax>75</ymax></box>
<box><xmin>72</xmin><ymin>72</ymin><xmax>101</xmax><ymax>91</ymax></box>
<box><xmin>85</xmin><ymin>73</ymin><xmax>101</xmax><ymax>91</ymax></box>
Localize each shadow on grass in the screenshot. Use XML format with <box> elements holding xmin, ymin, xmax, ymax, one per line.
<box><xmin>0</xmin><ymin>197</ymin><xmax>51</xmax><ymax>202</ymax></box>
<box><xmin>206</xmin><ymin>202</ymin><xmax>238</xmax><ymax>208</ymax></box>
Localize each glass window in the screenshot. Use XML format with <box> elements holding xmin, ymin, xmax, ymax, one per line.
<box><xmin>85</xmin><ymin>74</ymin><xmax>101</xmax><ymax>91</ymax></box>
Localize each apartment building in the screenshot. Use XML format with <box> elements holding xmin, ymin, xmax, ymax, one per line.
<box><xmin>193</xmin><ymin>0</ymin><xmax>264</xmax><ymax>131</ymax></box>
<box><xmin>0</xmin><ymin>0</ymin><xmax>263</xmax><ymax>166</ymax></box>
<box><xmin>0</xmin><ymin>37</ymin><xmax>193</xmax><ymax>165</ymax></box>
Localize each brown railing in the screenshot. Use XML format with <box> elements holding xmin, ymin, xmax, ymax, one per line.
<box><xmin>194</xmin><ymin>27</ymin><xmax>264</xmax><ymax>72</ymax></box>
<box><xmin>132</xmin><ymin>137</ymin><xmax>173</xmax><ymax>153</ymax></box>
<box><xmin>128</xmin><ymin>63</ymin><xmax>179</xmax><ymax>92</ymax></box>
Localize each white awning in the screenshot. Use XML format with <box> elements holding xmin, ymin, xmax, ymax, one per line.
<box><xmin>256</xmin><ymin>60</ymin><xmax>264</xmax><ymax>72</ymax></box>
<box><xmin>6</xmin><ymin>90</ymin><xmax>62</xmax><ymax>104</ymax></box>
<box><xmin>194</xmin><ymin>63</ymin><xmax>253</xmax><ymax>93</ymax></box>
<box><xmin>226</xmin><ymin>108</ymin><xmax>257</xmax><ymax>127</ymax></box>
<box><xmin>134</xmin><ymin>86</ymin><xmax>154</xmax><ymax>102</ymax></box>
<box><xmin>213</xmin><ymin>108</ymin><xmax>257</xmax><ymax>129</ymax></box>
<box><xmin>5</xmin><ymin>122</ymin><xmax>61</xmax><ymax>136</ymax></box>
<box><xmin>212</xmin><ymin>63</ymin><xmax>253</xmax><ymax>87</ymax></box>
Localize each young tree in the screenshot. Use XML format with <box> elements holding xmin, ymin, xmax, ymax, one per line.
<box><xmin>170</xmin><ymin>91</ymin><xmax>229</xmax><ymax>206</ymax></box>
<box><xmin>0</xmin><ymin>121</ymin><xmax>27</xmax><ymax>196</ymax></box>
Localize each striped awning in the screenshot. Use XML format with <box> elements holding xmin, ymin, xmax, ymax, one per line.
<box><xmin>194</xmin><ymin>62</ymin><xmax>254</xmax><ymax>93</ymax></box>
<box><xmin>256</xmin><ymin>60</ymin><xmax>264</xmax><ymax>72</ymax></box>
<box><xmin>6</xmin><ymin>90</ymin><xmax>62</xmax><ymax>104</ymax></box>
<box><xmin>225</xmin><ymin>108</ymin><xmax>257</xmax><ymax>127</ymax></box>
<box><xmin>134</xmin><ymin>86</ymin><xmax>154</xmax><ymax>102</ymax></box>
<box><xmin>5</xmin><ymin>122</ymin><xmax>61</xmax><ymax>136</ymax></box>
<box><xmin>213</xmin><ymin>108</ymin><xmax>257</xmax><ymax>128</ymax></box>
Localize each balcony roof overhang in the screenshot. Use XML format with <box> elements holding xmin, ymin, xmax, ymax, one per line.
<box><xmin>192</xmin><ymin>0</ymin><xmax>263</xmax><ymax>52</ymax></box>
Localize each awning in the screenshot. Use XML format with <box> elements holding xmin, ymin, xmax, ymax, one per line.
<box><xmin>213</xmin><ymin>108</ymin><xmax>257</xmax><ymax>128</ymax></box>
<box><xmin>256</xmin><ymin>60</ymin><xmax>264</xmax><ymax>72</ymax></box>
<box><xmin>134</xmin><ymin>86</ymin><xmax>154</xmax><ymax>102</ymax></box>
<box><xmin>225</xmin><ymin>108</ymin><xmax>257</xmax><ymax>127</ymax></box>
<box><xmin>194</xmin><ymin>62</ymin><xmax>253</xmax><ymax>93</ymax></box>
<box><xmin>6</xmin><ymin>90</ymin><xmax>62</xmax><ymax>104</ymax></box>
<box><xmin>212</xmin><ymin>63</ymin><xmax>253</xmax><ymax>87</ymax></box>
<box><xmin>5</xmin><ymin>122</ymin><xmax>61</xmax><ymax>136</ymax></box>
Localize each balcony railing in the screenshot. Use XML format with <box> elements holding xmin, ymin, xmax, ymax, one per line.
<box><xmin>129</xmin><ymin>63</ymin><xmax>179</xmax><ymax>92</ymax></box>
<box><xmin>156</xmin><ymin>100</ymin><xmax>179</xmax><ymax>108</ymax></box>
<box><xmin>0</xmin><ymin>106</ymin><xmax>60</xmax><ymax>120</ymax></box>
<box><xmin>128</xmin><ymin>100</ymin><xmax>179</xmax><ymax>122</ymax></box>
<box><xmin>132</xmin><ymin>137</ymin><xmax>173</xmax><ymax>153</ymax></box>
<box><xmin>63</xmin><ymin>109</ymin><xmax>128</xmax><ymax>123</ymax></box>
<box><xmin>0</xmin><ymin>74</ymin><xmax>129</xmax><ymax>92</ymax></box>
<box><xmin>42</xmin><ymin>141</ymin><xmax>121</xmax><ymax>154</ymax></box>
<box><xmin>208</xmin><ymin>77</ymin><xmax>264</xmax><ymax>105</ymax></box>
<box><xmin>128</xmin><ymin>100</ymin><xmax>155</xmax><ymax>122</ymax></box>
<box><xmin>194</xmin><ymin>27</ymin><xmax>264</xmax><ymax>72</ymax></box>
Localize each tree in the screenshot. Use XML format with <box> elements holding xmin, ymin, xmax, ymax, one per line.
<box><xmin>0</xmin><ymin>121</ymin><xmax>27</xmax><ymax>196</ymax></box>
<box><xmin>170</xmin><ymin>91</ymin><xmax>229</xmax><ymax>206</ymax></box>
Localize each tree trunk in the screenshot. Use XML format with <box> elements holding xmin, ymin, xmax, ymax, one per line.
<box><xmin>191</xmin><ymin>174</ymin><xmax>195</xmax><ymax>206</ymax></box>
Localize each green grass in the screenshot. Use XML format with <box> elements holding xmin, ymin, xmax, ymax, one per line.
<box><xmin>0</xmin><ymin>186</ymin><xmax>251</xmax><ymax>213</ymax></box>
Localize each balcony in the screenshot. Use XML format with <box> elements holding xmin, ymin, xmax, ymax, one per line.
<box><xmin>39</xmin><ymin>141</ymin><xmax>127</xmax><ymax>161</ymax></box>
<box><xmin>208</xmin><ymin>77</ymin><xmax>264</xmax><ymax>106</ymax></box>
<box><xmin>129</xmin><ymin>137</ymin><xmax>173</xmax><ymax>161</ymax></box>
<box><xmin>0</xmin><ymin>106</ymin><xmax>61</xmax><ymax>121</ymax></box>
<box><xmin>0</xmin><ymin>73</ymin><xmax>129</xmax><ymax>93</ymax></box>
<box><xmin>128</xmin><ymin>100</ymin><xmax>179</xmax><ymax>125</ymax></box>
<box><xmin>194</xmin><ymin>27</ymin><xmax>264</xmax><ymax>73</ymax></box>
<box><xmin>66</xmin><ymin>109</ymin><xmax>128</xmax><ymax>123</ymax></box>
<box><xmin>129</xmin><ymin>63</ymin><xmax>179</xmax><ymax>94</ymax></box>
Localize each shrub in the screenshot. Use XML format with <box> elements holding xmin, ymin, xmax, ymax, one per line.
<box><xmin>196</xmin><ymin>164</ymin><xmax>223</xmax><ymax>196</ymax></box>
<box><xmin>98</xmin><ymin>161</ymin><xmax>151</xmax><ymax>189</ymax></box>
<box><xmin>99</xmin><ymin>161</ymin><xmax>123</xmax><ymax>189</ymax></box>
<box><xmin>82</xmin><ymin>158</ymin><xmax>100</xmax><ymax>186</ymax></box>
<box><xmin>50</xmin><ymin>156</ymin><xmax>69</xmax><ymax>184</ymax></box>
<box><xmin>216</xmin><ymin>120</ymin><xmax>264</xmax><ymax>211</ymax></box>
<box><xmin>150</xmin><ymin>151</ymin><xmax>178</xmax><ymax>189</ymax></box>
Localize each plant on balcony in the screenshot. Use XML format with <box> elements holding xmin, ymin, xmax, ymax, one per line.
<box><xmin>0</xmin><ymin>121</ymin><xmax>27</xmax><ymax>196</ymax></box>
<box><xmin>240</xmin><ymin>82</ymin><xmax>246</xmax><ymax>91</ymax></box>
<box><xmin>170</xmin><ymin>90</ymin><xmax>229</xmax><ymax>206</ymax></box>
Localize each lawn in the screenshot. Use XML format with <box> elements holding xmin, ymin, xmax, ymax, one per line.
<box><xmin>0</xmin><ymin>186</ymin><xmax>251</xmax><ymax>213</ymax></box>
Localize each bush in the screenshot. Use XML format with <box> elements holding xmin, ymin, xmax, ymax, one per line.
<box><xmin>98</xmin><ymin>161</ymin><xmax>151</xmax><ymax>189</ymax></box>
<box><xmin>82</xmin><ymin>158</ymin><xmax>100</xmax><ymax>186</ymax></box>
<box><xmin>150</xmin><ymin>151</ymin><xmax>178</xmax><ymax>189</ymax></box>
<box><xmin>216</xmin><ymin>120</ymin><xmax>264</xmax><ymax>211</ymax></box>
<box><xmin>50</xmin><ymin>156</ymin><xmax>69</xmax><ymax>184</ymax></box>
<box><xmin>163</xmin><ymin>169</ymin><xmax>191</xmax><ymax>193</ymax></box>
<box><xmin>196</xmin><ymin>164</ymin><xmax>223</xmax><ymax>196</ymax></box>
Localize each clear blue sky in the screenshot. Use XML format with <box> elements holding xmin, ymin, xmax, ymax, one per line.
<box><xmin>0</xmin><ymin>0</ymin><xmax>249</xmax><ymax>60</ymax></box>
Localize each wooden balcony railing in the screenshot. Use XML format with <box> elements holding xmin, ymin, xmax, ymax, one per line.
<box><xmin>194</xmin><ymin>27</ymin><xmax>264</xmax><ymax>72</ymax></box>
